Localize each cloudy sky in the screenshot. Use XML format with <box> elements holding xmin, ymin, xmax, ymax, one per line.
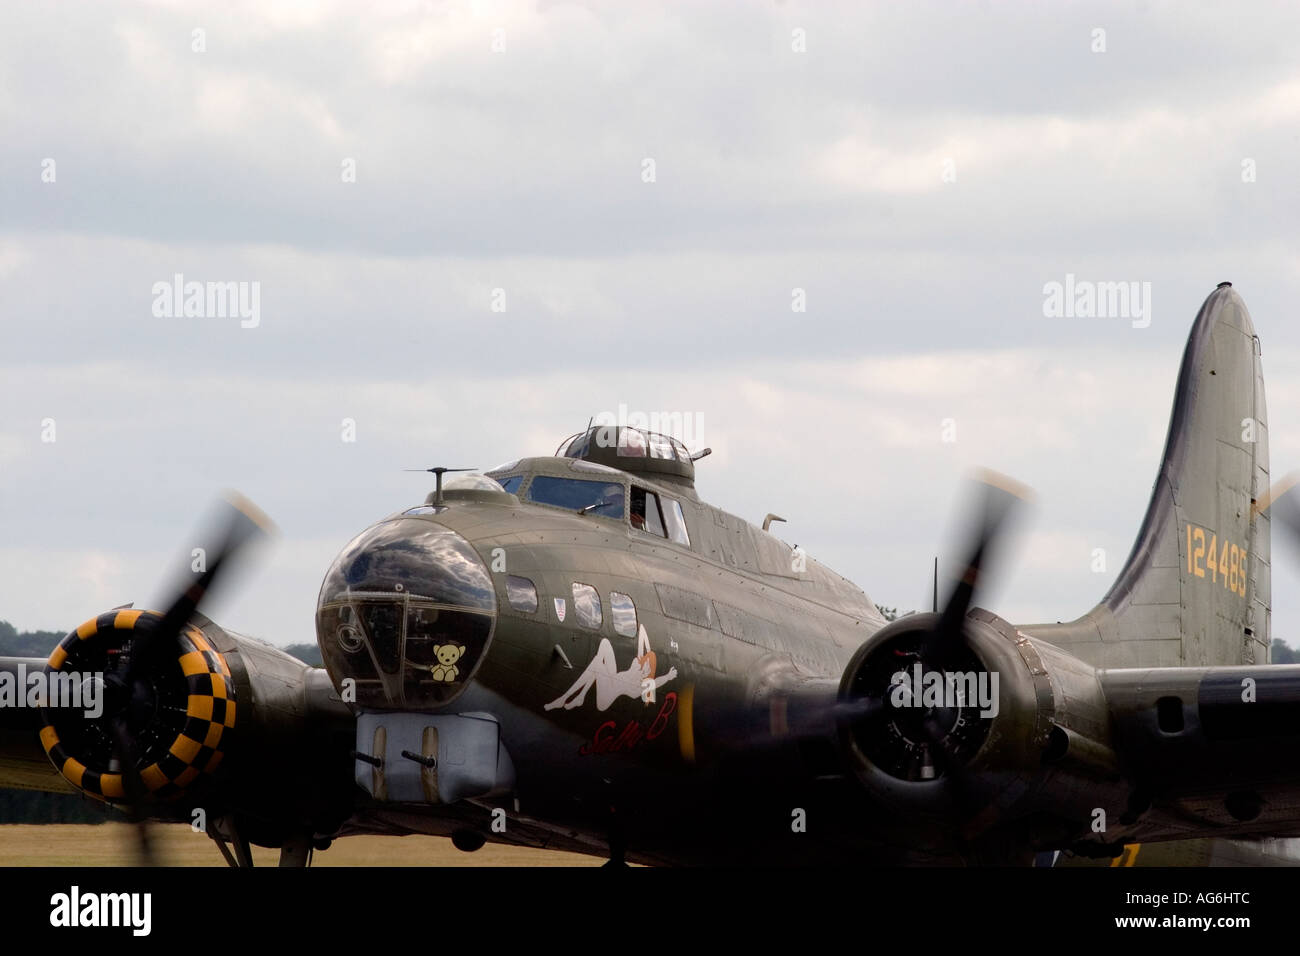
<box><xmin>3</xmin><ymin>0</ymin><xmax>1300</xmax><ymax>651</ymax></box>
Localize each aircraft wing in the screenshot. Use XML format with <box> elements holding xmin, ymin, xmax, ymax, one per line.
<box><xmin>0</xmin><ymin>657</ymin><xmax>77</xmax><ymax>793</ymax></box>
<box><xmin>1096</xmin><ymin>663</ymin><xmax>1300</xmax><ymax>842</ymax></box>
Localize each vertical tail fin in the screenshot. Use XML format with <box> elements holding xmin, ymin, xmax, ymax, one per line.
<box><xmin>1024</xmin><ymin>284</ymin><xmax>1270</xmax><ymax>667</ymax></box>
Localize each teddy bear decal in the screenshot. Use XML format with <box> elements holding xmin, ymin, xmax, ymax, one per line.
<box><xmin>429</xmin><ymin>642</ymin><xmax>467</xmax><ymax>683</ymax></box>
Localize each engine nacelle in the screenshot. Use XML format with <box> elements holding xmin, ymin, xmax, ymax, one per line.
<box><xmin>837</xmin><ymin>609</ymin><xmax>1125</xmax><ymax>847</ymax></box>
<box><xmin>35</xmin><ymin>606</ymin><xmax>357</xmax><ymax>848</ymax></box>
<box><xmin>38</xmin><ymin>608</ymin><xmax>236</xmax><ymax>803</ymax></box>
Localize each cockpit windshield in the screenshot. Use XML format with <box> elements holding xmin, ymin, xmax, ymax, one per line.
<box><xmin>526</xmin><ymin>475</ymin><xmax>625</xmax><ymax>518</ymax></box>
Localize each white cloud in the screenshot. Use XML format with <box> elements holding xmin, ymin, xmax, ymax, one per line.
<box><xmin>4</xmin><ymin>0</ymin><xmax>1300</xmax><ymax>656</ymax></box>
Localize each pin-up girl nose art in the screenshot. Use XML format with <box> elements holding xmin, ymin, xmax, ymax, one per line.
<box><xmin>544</xmin><ymin>624</ymin><xmax>677</xmax><ymax>712</ymax></box>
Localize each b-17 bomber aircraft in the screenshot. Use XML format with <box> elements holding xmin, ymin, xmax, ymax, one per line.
<box><xmin>3</xmin><ymin>282</ymin><xmax>1300</xmax><ymax>867</ymax></box>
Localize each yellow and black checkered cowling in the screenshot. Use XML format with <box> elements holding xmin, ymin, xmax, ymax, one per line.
<box><xmin>39</xmin><ymin>608</ymin><xmax>236</xmax><ymax>803</ymax></box>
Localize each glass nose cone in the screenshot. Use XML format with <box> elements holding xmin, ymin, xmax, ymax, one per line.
<box><xmin>316</xmin><ymin>518</ymin><xmax>496</xmax><ymax>709</ymax></box>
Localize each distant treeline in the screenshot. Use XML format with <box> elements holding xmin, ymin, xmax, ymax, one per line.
<box><xmin>0</xmin><ymin>621</ymin><xmax>65</xmax><ymax>658</ymax></box>
<box><xmin>0</xmin><ymin>620</ymin><xmax>323</xmax><ymax>668</ymax></box>
<box><xmin>0</xmin><ymin>619</ymin><xmax>321</xmax><ymax>824</ymax></box>
<box><xmin>0</xmin><ymin>788</ymin><xmax>121</xmax><ymax>825</ymax></box>
<box><xmin>1273</xmin><ymin>640</ymin><xmax>1300</xmax><ymax>664</ymax></box>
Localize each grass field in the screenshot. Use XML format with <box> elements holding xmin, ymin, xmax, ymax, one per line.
<box><xmin>0</xmin><ymin>823</ymin><xmax>602</xmax><ymax>866</ymax></box>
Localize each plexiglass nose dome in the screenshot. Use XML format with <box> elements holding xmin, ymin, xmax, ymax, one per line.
<box><xmin>316</xmin><ymin>517</ymin><xmax>496</xmax><ymax>709</ymax></box>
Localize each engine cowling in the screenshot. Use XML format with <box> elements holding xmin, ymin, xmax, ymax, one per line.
<box><xmin>38</xmin><ymin>608</ymin><xmax>235</xmax><ymax>802</ymax></box>
<box><xmin>837</xmin><ymin>608</ymin><xmax>1125</xmax><ymax>847</ymax></box>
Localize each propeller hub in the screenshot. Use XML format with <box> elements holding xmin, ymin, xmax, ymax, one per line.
<box><xmin>840</xmin><ymin>616</ymin><xmax>993</xmax><ymax>781</ymax></box>
<box><xmin>39</xmin><ymin>609</ymin><xmax>235</xmax><ymax>804</ymax></box>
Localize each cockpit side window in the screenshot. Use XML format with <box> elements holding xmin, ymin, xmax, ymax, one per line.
<box><xmin>497</xmin><ymin>475</ymin><xmax>524</xmax><ymax>495</ymax></box>
<box><xmin>630</xmin><ymin>487</ymin><xmax>667</xmax><ymax>537</ymax></box>
<box><xmin>662</xmin><ymin>497</ymin><xmax>691</xmax><ymax>547</ymax></box>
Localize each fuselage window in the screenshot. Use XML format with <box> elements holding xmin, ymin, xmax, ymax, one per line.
<box><xmin>572</xmin><ymin>583</ymin><xmax>603</xmax><ymax>629</ymax></box>
<box><xmin>662</xmin><ymin>497</ymin><xmax>690</xmax><ymax>547</ymax></box>
<box><xmin>527</xmin><ymin>476</ymin><xmax>625</xmax><ymax>518</ymax></box>
<box><xmin>630</xmin><ymin>487</ymin><xmax>667</xmax><ymax>537</ymax></box>
<box><xmin>505</xmin><ymin>575</ymin><xmax>538</xmax><ymax>613</ymax></box>
<box><xmin>610</xmin><ymin>591</ymin><xmax>637</xmax><ymax>637</ymax></box>
<box><xmin>497</xmin><ymin>475</ymin><xmax>524</xmax><ymax>495</ymax></box>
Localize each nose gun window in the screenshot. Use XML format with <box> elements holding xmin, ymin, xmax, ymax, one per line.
<box><xmin>572</xmin><ymin>583</ymin><xmax>602</xmax><ymax>629</ymax></box>
<box><xmin>610</xmin><ymin>591</ymin><xmax>637</xmax><ymax>637</ymax></box>
<box><xmin>505</xmin><ymin>575</ymin><xmax>538</xmax><ymax>614</ymax></box>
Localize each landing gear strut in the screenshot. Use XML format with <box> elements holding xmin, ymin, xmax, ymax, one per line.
<box><xmin>208</xmin><ymin>815</ymin><xmax>321</xmax><ymax>868</ymax></box>
<box><xmin>603</xmin><ymin>805</ymin><xmax>627</xmax><ymax>868</ymax></box>
<box><xmin>208</xmin><ymin>815</ymin><xmax>256</xmax><ymax>868</ymax></box>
